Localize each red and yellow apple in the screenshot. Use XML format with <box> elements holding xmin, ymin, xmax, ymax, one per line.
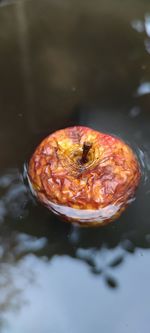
<box><xmin>27</xmin><ymin>126</ymin><xmax>141</xmax><ymax>226</ymax></box>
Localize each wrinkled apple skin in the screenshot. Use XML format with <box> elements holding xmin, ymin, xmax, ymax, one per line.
<box><xmin>28</xmin><ymin>126</ymin><xmax>141</xmax><ymax>226</ymax></box>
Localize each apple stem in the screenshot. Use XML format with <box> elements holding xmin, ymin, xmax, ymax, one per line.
<box><xmin>81</xmin><ymin>142</ymin><xmax>92</xmax><ymax>164</ymax></box>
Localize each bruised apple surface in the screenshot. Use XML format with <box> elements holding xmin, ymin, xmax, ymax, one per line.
<box><xmin>28</xmin><ymin>126</ymin><xmax>141</xmax><ymax>226</ymax></box>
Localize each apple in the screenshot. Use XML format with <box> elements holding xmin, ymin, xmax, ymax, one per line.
<box><xmin>27</xmin><ymin>126</ymin><xmax>141</xmax><ymax>227</ymax></box>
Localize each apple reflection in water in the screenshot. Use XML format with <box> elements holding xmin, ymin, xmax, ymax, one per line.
<box><xmin>28</xmin><ymin>126</ymin><xmax>141</xmax><ymax>226</ymax></box>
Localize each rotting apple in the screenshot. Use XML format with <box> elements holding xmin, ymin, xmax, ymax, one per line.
<box><xmin>27</xmin><ymin>126</ymin><xmax>141</xmax><ymax>227</ymax></box>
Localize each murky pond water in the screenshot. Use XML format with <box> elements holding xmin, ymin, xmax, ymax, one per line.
<box><xmin>0</xmin><ymin>0</ymin><xmax>150</xmax><ymax>332</ymax></box>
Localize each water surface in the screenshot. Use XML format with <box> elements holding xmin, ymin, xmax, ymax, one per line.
<box><xmin>0</xmin><ymin>0</ymin><xmax>150</xmax><ymax>332</ymax></box>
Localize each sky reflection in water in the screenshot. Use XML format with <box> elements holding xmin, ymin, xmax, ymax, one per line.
<box><xmin>1</xmin><ymin>250</ymin><xmax>150</xmax><ymax>333</ymax></box>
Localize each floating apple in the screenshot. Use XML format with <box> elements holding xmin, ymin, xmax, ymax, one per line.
<box><xmin>27</xmin><ymin>126</ymin><xmax>141</xmax><ymax>227</ymax></box>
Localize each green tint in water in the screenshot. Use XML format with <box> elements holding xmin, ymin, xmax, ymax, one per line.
<box><xmin>0</xmin><ymin>0</ymin><xmax>150</xmax><ymax>332</ymax></box>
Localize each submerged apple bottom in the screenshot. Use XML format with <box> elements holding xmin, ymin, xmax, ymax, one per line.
<box><xmin>27</xmin><ymin>174</ymin><xmax>128</xmax><ymax>226</ymax></box>
<box><xmin>42</xmin><ymin>199</ymin><xmax>127</xmax><ymax>227</ymax></box>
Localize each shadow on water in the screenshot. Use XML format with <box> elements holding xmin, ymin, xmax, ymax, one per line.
<box><xmin>0</xmin><ymin>0</ymin><xmax>150</xmax><ymax>332</ymax></box>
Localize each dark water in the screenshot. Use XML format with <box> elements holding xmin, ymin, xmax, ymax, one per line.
<box><xmin>0</xmin><ymin>0</ymin><xmax>150</xmax><ymax>332</ymax></box>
